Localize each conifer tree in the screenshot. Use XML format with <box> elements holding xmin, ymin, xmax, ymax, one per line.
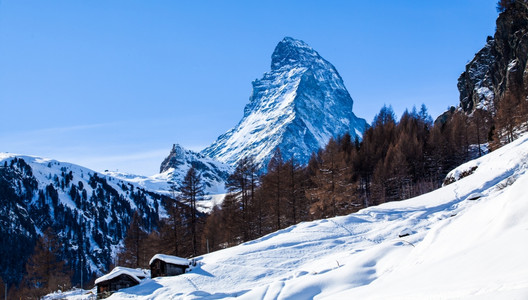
<box><xmin>21</xmin><ymin>227</ymin><xmax>70</xmax><ymax>298</ymax></box>
<box><xmin>225</xmin><ymin>156</ymin><xmax>258</xmax><ymax>242</ymax></box>
<box><xmin>158</xmin><ymin>197</ymin><xmax>187</xmax><ymax>257</ymax></box>
<box><xmin>179</xmin><ymin>166</ymin><xmax>204</xmax><ymax>256</ymax></box>
<box><xmin>308</xmin><ymin>138</ymin><xmax>357</xmax><ymax>217</ymax></box>
<box><xmin>202</xmin><ymin>206</ymin><xmax>225</xmax><ymax>252</ymax></box>
<box><xmin>262</xmin><ymin>148</ymin><xmax>285</xmax><ymax>230</ymax></box>
<box><xmin>118</xmin><ymin>211</ymin><xmax>148</xmax><ymax>268</ymax></box>
<box><xmin>495</xmin><ymin>91</ymin><xmax>521</xmax><ymax>144</ymax></box>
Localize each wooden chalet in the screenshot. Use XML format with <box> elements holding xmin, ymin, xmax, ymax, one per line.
<box><xmin>95</xmin><ymin>267</ymin><xmax>146</xmax><ymax>299</ymax></box>
<box><xmin>149</xmin><ymin>254</ymin><xmax>190</xmax><ymax>278</ymax></box>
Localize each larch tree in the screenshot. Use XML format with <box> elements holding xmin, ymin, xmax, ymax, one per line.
<box><xmin>308</xmin><ymin>138</ymin><xmax>356</xmax><ymax>218</ymax></box>
<box><xmin>178</xmin><ymin>166</ymin><xmax>204</xmax><ymax>257</ymax></box>
<box><xmin>118</xmin><ymin>210</ymin><xmax>148</xmax><ymax>268</ymax></box>
<box><xmin>21</xmin><ymin>227</ymin><xmax>70</xmax><ymax>298</ymax></box>
<box><xmin>225</xmin><ymin>156</ymin><xmax>258</xmax><ymax>242</ymax></box>
<box><xmin>262</xmin><ymin>148</ymin><xmax>286</xmax><ymax>231</ymax></box>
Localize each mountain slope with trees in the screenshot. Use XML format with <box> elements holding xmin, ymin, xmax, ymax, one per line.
<box><xmin>0</xmin><ymin>154</ymin><xmax>164</xmax><ymax>296</ymax></box>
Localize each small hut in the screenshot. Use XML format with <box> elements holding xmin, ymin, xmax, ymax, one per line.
<box><xmin>95</xmin><ymin>267</ymin><xmax>146</xmax><ymax>299</ymax></box>
<box><xmin>149</xmin><ymin>254</ymin><xmax>190</xmax><ymax>278</ymax></box>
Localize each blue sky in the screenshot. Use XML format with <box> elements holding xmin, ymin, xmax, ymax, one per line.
<box><xmin>0</xmin><ymin>0</ymin><xmax>498</xmax><ymax>175</ymax></box>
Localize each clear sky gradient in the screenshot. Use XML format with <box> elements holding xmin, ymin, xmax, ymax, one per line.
<box><xmin>0</xmin><ymin>0</ymin><xmax>498</xmax><ymax>175</ymax></box>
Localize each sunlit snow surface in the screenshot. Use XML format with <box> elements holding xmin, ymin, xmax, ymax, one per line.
<box><xmin>68</xmin><ymin>134</ymin><xmax>528</xmax><ymax>299</ymax></box>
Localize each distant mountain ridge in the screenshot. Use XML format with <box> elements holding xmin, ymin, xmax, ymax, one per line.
<box><xmin>201</xmin><ymin>37</ymin><xmax>367</xmax><ymax>169</ymax></box>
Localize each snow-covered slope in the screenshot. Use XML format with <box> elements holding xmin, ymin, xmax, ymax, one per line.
<box><xmin>0</xmin><ymin>153</ymin><xmax>164</xmax><ymax>285</ymax></box>
<box><xmin>107</xmin><ymin>133</ymin><xmax>528</xmax><ymax>299</ymax></box>
<box><xmin>202</xmin><ymin>37</ymin><xmax>367</xmax><ymax>170</ymax></box>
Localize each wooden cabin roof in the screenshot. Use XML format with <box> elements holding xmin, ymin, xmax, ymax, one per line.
<box><xmin>149</xmin><ymin>254</ymin><xmax>190</xmax><ymax>266</ymax></box>
<box><xmin>95</xmin><ymin>267</ymin><xmax>146</xmax><ymax>285</ymax></box>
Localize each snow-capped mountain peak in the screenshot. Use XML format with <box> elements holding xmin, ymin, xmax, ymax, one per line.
<box><xmin>202</xmin><ymin>37</ymin><xmax>367</xmax><ymax>169</ymax></box>
<box><xmin>271</xmin><ymin>37</ymin><xmax>322</xmax><ymax>70</ymax></box>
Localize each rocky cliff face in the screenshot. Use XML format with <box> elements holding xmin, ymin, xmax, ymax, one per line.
<box><xmin>458</xmin><ymin>1</ymin><xmax>528</xmax><ymax>113</ymax></box>
<box><xmin>201</xmin><ymin>37</ymin><xmax>367</xmax><ymax>170</ymax></box>
<box><xmin>160</xmin><ymin>144</ymin><xmax>231</xmax><ymax>194</ymax></box>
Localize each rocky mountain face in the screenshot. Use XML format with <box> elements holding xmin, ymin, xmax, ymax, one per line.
<box><xmin>201</xmin><ymin>37</ymin><xmax>367</xmax><ymax>170</ymax></box>
<box><xmin>0</xmin><ymin>154</ymin><xmax>164</xmax><ymax>286</ymax></box>
<box><xmin>159</xmin><ymin>144</ymin><xmax>231</xmax><ymax>195</ymax></box>
<box><xmin>458</xmin><ymin>1</ymin><xmax>528</xmax><ymax>113</ymax></box>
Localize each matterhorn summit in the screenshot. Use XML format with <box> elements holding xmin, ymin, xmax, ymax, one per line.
<box><xmin>202</xmin><ymin>37</ymin><xmax>367</xmax><ymax>169</ymax></box>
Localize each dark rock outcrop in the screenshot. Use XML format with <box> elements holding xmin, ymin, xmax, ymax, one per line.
<box><xmin>458</xmin><ymin>1</ymin><xmax>528</xmax><ymax>113</ymax></box>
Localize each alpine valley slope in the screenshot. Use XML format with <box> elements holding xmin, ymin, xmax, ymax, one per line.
<box><xmin>201</xmin><ymin>37</ymin><xmax>367</xmax><ymax>169</ymax></box>
<box><xmin>106</xmin><ymin>133</ymin><xmax>528</xmax><ymax>300</ymax></box>
<box><xmin>0</xmin><ymin>153</ymin><xmax>166</xmax><ymax>285</ymax></box>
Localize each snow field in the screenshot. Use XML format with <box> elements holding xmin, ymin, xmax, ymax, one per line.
<box><xmin>106</xmin><ymin>133</ymin><xmax>528</xmax><ymax>299</ymax></box>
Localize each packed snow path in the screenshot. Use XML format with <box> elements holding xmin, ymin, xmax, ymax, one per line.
<box><xmin>109</xmin><ymin>134</ymin><xmax>528</xmax><ymax>299</ymax></box>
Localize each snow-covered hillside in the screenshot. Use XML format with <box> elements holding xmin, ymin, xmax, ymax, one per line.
<box><xmin>105</xmin><ymin>133</ymin><xmax>528</xmax><ymax>299</ymax></box>
<box><xmin>202</xmin><ymin>37</ymin><xmax>367</xmax><ymax>170</ymax></box>
<box><xmin>0</xmin><ymin>153</ymin><xmax>164</xmax><ymax>284</ymax></box>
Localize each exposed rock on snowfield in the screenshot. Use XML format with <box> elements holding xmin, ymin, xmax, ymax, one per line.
<box><xmin>159</xmin><ymin>144</ymin><xmax>231</xmax><ymax>194</ymax></box>
<box><xmin>458</xmin><ymin>1</ymin><xmax>528</xmax><ymax>113</ymax></box>
<box><xmin>202</xmin><ymin>37</ymin><xmax>367</xmax><ymax>170</ymax></box>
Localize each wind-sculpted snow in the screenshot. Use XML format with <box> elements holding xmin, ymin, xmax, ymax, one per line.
<box><xmin>106</xmin><ymin>134</ymin><xmax>528</xmax><ymax>299</ymax></box>
<box><xmin>202</xmin><ymin>37</ymin><xmax>367</xmax><ymax>170</ymax></box>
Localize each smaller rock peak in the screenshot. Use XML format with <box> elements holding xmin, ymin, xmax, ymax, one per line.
<box><xmin>160</xmin><ymin>144</ymin><xmax>187</xmax><ymax>173</ymax></box>
<box><xmin>271</xmin><ymin>37</ymin><xmax>320</xmax><ymax>70</ymax></box>
<box><xmin>171</xmin><ymin>143</ymin><xmax>183</xmax><ymax>153</ymax></box>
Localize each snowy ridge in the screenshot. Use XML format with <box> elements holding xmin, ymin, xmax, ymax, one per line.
<box><xmin>0</xmin><ymin>152</ymin><xmax>164</xmax><ymax>281</ymax></box>
<box><xmin>0</xmin><ymin>153</ymin><xmax>161</xmax><ymax>213</ymax></box>
<box><xmin>202</xmin><ymin>37</ymin><xmax>367</xmax><ymax>169</ymax></box>
<box><xmin>106</xmin><ymin>134</ymin><xmax>528</xmax><ymax>299</ymax></box>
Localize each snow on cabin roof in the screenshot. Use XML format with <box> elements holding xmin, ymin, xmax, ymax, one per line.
<box><xmin>149</xmin><ymin>254</ymin><xmax>190</xmax><ymax>266</ymax></box>
<box><xmin>94</xmin><ymin>267</ymin><xmax>145</xmax><ymax>285</ymax></box>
